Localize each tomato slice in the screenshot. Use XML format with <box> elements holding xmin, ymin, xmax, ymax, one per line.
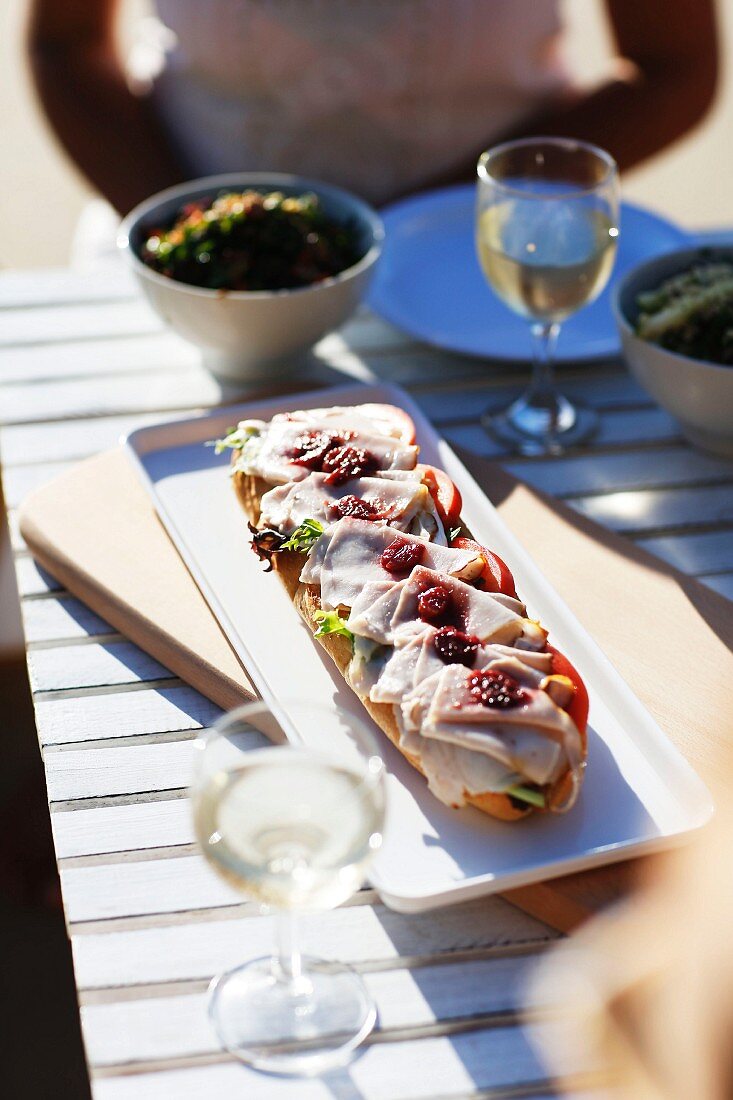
<box><xmin>546</xmin><ymin>644</ymin><xmax>589</xmax><ymax>732</ymax></box>
<box><xmin>358</xmin><ymin>403</ymin><xmax>416</xmax><ymax>444</ymax></box>
<box><xmin>451</xmin><ymin>536</ymin><xmax>517</xmax><ymax>598</ymax></box>
<box><xmin>419</xmin><ymin>464</ymin><xmax>463</xmax><ymax>528</ymax></box>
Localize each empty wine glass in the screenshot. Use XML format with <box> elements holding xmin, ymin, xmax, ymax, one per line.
<box><xmin>191</xmin><ymin>700</ymin><xmax>386</xmax><ymax>1076</ymax></box>
<box><xmin>476</xmin><ymin>137</ymin><xmax>620</xmax><ymax>454</ymax></box>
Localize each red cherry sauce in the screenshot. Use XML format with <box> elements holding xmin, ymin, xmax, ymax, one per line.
<box><xmin>331</xmin><ymin>495</ymin><xmax>381</xmax><ymax>522</ymax></box>
<box><xmin>432</xmin><ymin>626</ymin><xmax>481</xmax><ymax>666</ymax></box>
<box><xmin>287</xmin><ymin>429</ymin><xmax>345</xmax><ymax>470</ymax></box>
<box><xmin>467</xmin><ymin>669</ymin><xmax>527</xmax><ymax>709</ymax></box>
<box><xmin>380</xmin><ymin>537</ymin><xmax>425</xmax><ymax>576</ymax></box>
<box><xmin>417</xmin><ymin>584</ymin><xmax>452</xmax><ymax>622</ymax></box>
<box><xmin>321</xmin><ymin>445</ymin><xmax>379</xmax><ymax>486</ymax></box>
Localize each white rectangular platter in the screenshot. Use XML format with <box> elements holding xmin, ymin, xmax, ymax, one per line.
<box><xmin>126</xmin><ymin>381</ymin><xmax>713</xmax><ymax>912</ymax></box>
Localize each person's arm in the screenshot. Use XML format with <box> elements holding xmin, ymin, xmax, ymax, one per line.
<box><xmin>410</xmin><ymin>0</ymin><xmax>718</xmax><ymax>197</ymax></box>
<box><xmin>516</xmin><ymin>0</ymin><xmax>719</xmax><ymax>171</ymax></box>
<box><xmin>28</xmin><ymin>0</ymin><xmax>186</xmax><ymax>214</ymax></box>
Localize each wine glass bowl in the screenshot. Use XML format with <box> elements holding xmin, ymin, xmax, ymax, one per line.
<box><xmin>476</xmin><ymin>138</ymin><xmax>620</xmax><ymax>453</ymax></box>
<box><xmin>191</xmin><ymin>701</ymin><xmax>386</xmax><ymax>1076</ymax></box>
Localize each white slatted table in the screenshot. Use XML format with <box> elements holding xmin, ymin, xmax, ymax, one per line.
<box><xmin>3</xmin><ymin>261</ymin><xmax>731</xmax><ymax>1100</ymax></box>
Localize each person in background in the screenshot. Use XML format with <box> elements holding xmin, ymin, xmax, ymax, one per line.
<box><xmin>28</xmin><ymin>0</ymin><xmax>718</xmax><ymax>217</ymax></box>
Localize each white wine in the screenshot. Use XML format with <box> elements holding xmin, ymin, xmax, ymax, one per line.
<box><xmin>194</xmin><ymin>747</ymin><xmax>384</xmax><ymax>911</ymax></box>
<box><xmin>477</xmin><ymin>202</ymin><xmax>618</xmax><ymax>322</ymax></box>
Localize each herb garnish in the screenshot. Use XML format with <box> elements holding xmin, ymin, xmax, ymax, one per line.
<box><xmin>314</xmin><ymin>610</ymin><xmax>354</xmax><ymax>646</ymax></box>
<box><xmin>281</xmin><ymin>518</ymin><xmax>324</xmax><ymax>553</ymax></box>
<box><xmin>211</xmin><ymin>424</ymin><xmax>259</xmax><ymax>454</ymax></box>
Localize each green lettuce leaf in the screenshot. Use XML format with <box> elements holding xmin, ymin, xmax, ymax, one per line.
<box><xmin>506</xmin><ymin>785</ymin><xmax>546</xmax><ymax>809</ymax></box>
<box><xmin>281</xmin><ymin>518</ymin><xmax>324</xmax><ymax>553</ymax></box>
<box><xmin>313</xmin><ymin>610</ymin><xmax>354</xmax><ymax>645</ymax></box>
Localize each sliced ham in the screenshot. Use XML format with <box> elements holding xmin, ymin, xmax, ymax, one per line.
<box><xmin>347</xmin><ymin>636</ymin><xmax>388</xmax><ymax>698</ymax></box>
<box><xmin>389</xmin><ymin>567</ymin><xmax>526</xmax><ymax>646</ymax></box>
<box><xmin>347</xmin><ymin>581</ymin><xmax>413</xmax><ymax>644</ymax></box>
<box><xmin>422</xmin><ymin>662</ymin><xmax>583</xmax><ymax>792</ymax></box>
<box><xmin>490</xmin><ymin>593</ymin><xmax>527</xmax><ymax>615</ymax></box>
<box><xmin>259</xmin><ymin>472</ymin><xmax>436</xmax><ymax>536</ymax></box>
<box><xmin>299</xmin><ymin>525</ymin><xmax>334</xmax><ymax>585</ymax></box>
<box><xmin>369</xmin><ymin>632</ymin><xmax>428</xmax><ymax>704</ymax></box>
<box><xmin>372</xmin><ymin>631</ymin><xmax>547</xmax><ymax>711</ymax></box>
<box><xmin>235</xmin><ymin>414</ymin><xmax>419</xmax><ymax>484</ymax></box>
<box><xmin>271</xmin><ymin>405</ymin><xmax>410</xmax><ymax>442</ymax></box>
<box><xmin>490</xmin><ymin>645</ymin><xmax>553</xmax><ymax>674</ymax></box>
<box><xmin>398</xmin><ymin>672</ymin><xmax>443</xmax><ymax>736</ymax></box>
<box><xmin>317</xmin><ymin>520</ymin><xmax>482</xmax><ymax>611</ymax></box>
<box><xmin>399</xmin><ymin>730</ymin><xmax>522</xmax><ymax>807</ymax></box>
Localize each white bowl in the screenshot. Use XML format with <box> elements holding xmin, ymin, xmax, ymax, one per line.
<box><xmin>613</xmin><ymin>247</ymin><xmax>733</xmax><ymax>456</ymax></box>
<box><xmin>118</xmin><ymin>173</ymin><xmax>383</xmax><ymax>382</ymax></box>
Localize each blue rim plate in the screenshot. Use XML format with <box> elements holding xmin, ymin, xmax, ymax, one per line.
<box><xmin>368</xmin><ymin>184</ymin><xmax>689</xmax><ymax>363</ymax></box>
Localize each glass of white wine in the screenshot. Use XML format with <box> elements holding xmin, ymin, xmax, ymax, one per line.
<box><xmin>476</xmin><ymin>137</ymin><xmax>620</xmax><ymax>454</ymax></box>
<box><xmin>192</xmin><ymin>700</ymin><xmax>386</xmax><ymax>1076</ymax></box>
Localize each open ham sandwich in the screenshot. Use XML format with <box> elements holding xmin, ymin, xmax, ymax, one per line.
<box><xmin>215</xmin><ymin>402</ymin><xmax>588</xmax><ymax>820</ymax></box>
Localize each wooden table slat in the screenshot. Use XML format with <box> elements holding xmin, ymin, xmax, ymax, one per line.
<box><xmin>504</xmin><ymin>445</ymin><xmax>733</xmax><ymax>498</ymax></box>
<box><xmin>29</xmin><ymin>640</ymin><xmax>174</xmax><ymax>694</ymax></box>
<box><xmin>702</xmin><ymin>571</ymin><xmax>733</xmax><ymax>599</ymax></box>
<box><xmin>53</xmin><ymin>799</ymin><xmax>197</xmax><ymax>859</ymax></box>
<box><xmin>0</xmin><ymin>333</ymin><xmax>199</xmax><ymax>386</ymax></box>
<box><xmin>45</xmin><ymin>739</ymin><xmax>197</xmax><ymax>804</ymax></box>
<box><xmin>87</xmin><ymin>1021</ymin><xmax>593</xmax><ymax>1100</ymax></box>
<box><xmin>71</xmin><ymin>899</ymin><xmax>555</xmax><ymax>990</ymax></box>
<box><xmin>0</xmin><ymin>367</ymin><xmax>224</xmax><ymax>426</ymax></box>
<box><xmin>0</xmin><ymin>266</ymin><xmax>137</xmax><ymax>308</ymax></box>
<box><xmin>81</xmin><ymin>955</ymin><xmax>549</xmax><ymax>1068</ymax></box>
<box><xmin>0</xmin><ymin>300</ymin><xmax>162</xmax><ymax>348</ymax></box>
<box><xmin>635</xmin><ymin>528</ymin><xmax>733</xmax><ymax>575</ymax></box>
<box><xmin>0</xmin><ymin>411</ymin><xmax>198</xmax><ymax>466</ymax></box>
<box><xmin>21</xmin><ymin>596</ymin><xmax>115</xmax><ymax>644</ymax></box>
<box><xmin>61</xmin><ymin>851</ymin><xmax>250</xmax><ymax>923</ymax></box>
<box><xmin>414</xmin><ymin>369</ymin><xmax>652</xmax><ymax>421</ymax></box>
<box><xmin>15</xmin><ymin>555</ymin><xmax>65</xmax><ymax>596</ymax></box>
<box><xmin>36</xmin><ymin>685</ymin><xmax>222</xmax><ymax>747</ymax></box>
<box><xmin>568</xmin><ymin>483</ymin><xmax>733</xmax><ymax>535</ymax></box>
<box><xmin>444</xmin><ymin>407</ymin><xmax>682</xmax><ymax>461</ymax></box>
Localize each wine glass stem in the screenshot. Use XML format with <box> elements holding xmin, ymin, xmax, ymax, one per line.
<box><xmin>276</xmin><ymin>908</ymin><xmax>303</xmax><ymax>987</ymax></box>
<box><xmin>528</xmin><ymin>321</ymin><xmax>561</xmax><ymax>421</ymax></box>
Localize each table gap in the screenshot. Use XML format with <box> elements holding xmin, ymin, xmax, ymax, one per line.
<box><xmin>33</xmin><ymin>676</ymin><xmax>184</xmax><ymax>702</ymax></box>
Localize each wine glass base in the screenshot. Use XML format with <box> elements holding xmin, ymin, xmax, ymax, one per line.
<box><xmin>209</xmin><ymin>955</ymin><xmax>377</xmax><ymax>1077</ymax></box>
<box><xmin>482</xmin><ymin>394</ymin><xmax>599</xmax><ymax>456</ymax></box>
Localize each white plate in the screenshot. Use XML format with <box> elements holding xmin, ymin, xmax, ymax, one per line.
<box><xmin>125</xmin><ymin>382</ymin><xmax>712</xmax><ymax>912</ymax></box>
<box><xmin>368</xmin><ymin>187</ymin><xmax>688</xmax><ymax>362</ymax></box>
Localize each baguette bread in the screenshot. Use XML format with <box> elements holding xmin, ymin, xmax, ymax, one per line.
<box><xmin>233</xmin><ymin>465</ymin><xmax>564</xmax><ymax>821</ymax></box>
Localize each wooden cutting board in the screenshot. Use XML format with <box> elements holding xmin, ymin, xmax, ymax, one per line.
<box><xmin>19</xmin><ymin>447</ymin><xmax>733</xmax><ymax>932</ymax></box>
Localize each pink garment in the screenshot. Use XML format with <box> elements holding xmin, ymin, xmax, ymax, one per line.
<box><xmin>136</xmin><ymin>0</ymin><xmax>570</xmax><ymax>204</ymax></box>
